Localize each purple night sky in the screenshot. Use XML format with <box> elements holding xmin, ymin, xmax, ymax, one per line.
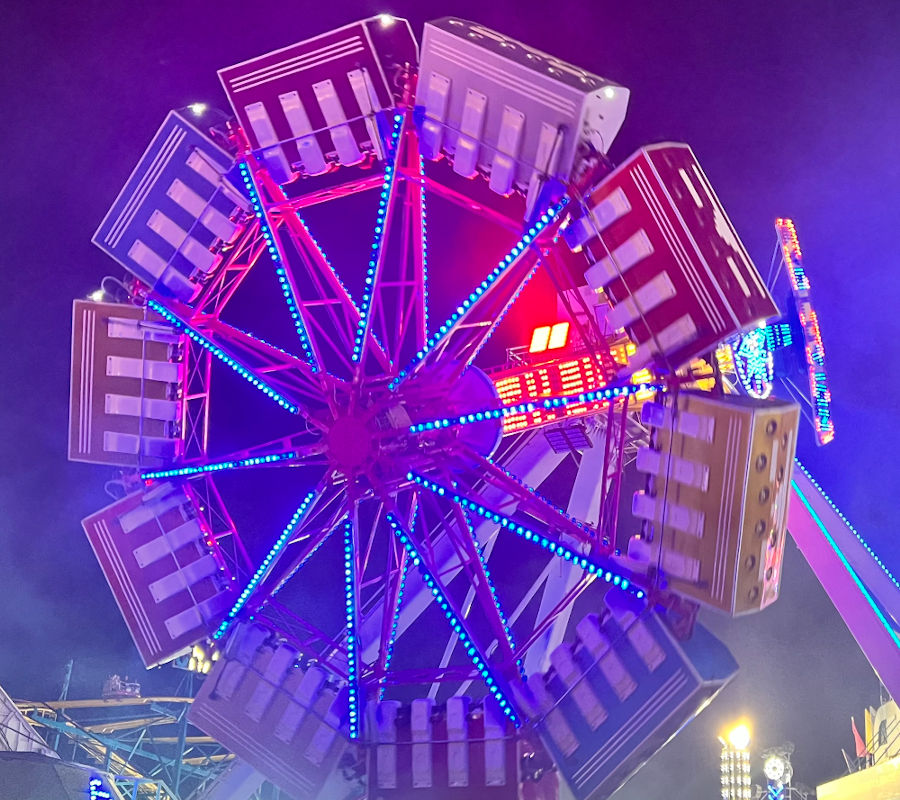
<box><xmin>1</xmin><ymin>1</ymin><xmax>898</xmax><ymax>797</ymax></box>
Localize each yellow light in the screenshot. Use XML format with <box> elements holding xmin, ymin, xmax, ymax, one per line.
<box><xmin>192</xmin><ymin>644</ymin><xmax>205</xmax><ymax>660</ymax></box>
<box><xmin>88</xmin><ymin>289</ymin><xmax>105</xmax><ymax>302</ymax></box>
<box><xmin>188</xmin><ymin>102</ymin><xmax>208</xmax><ymax>116</ymax></box>
<box><xmin>378</xmin><ymin>13</ymin><xmax>395</xmax><ymax>26</ymax></box>
<box><xmin>727</xmin><ymin>723</ymin><xmax>751</xmax><ymax>750</ymax></box>
<box><xmin>529</xmin><ymin>325</ymin><xmax>551</xmax><ymax>353</ymax></box>
<box><xmin>202</xmin><ymin>661</ymin><xmax>211</xmax><ymax>674</ymax></box>
<box><xmin>188</xmin><ymin>657</ymin><xmax>197</xmax><ymax>672</ymax></box>
<box><xmin>211</xmin><ymin>649</ymin><xmax>220</xmax><ymax>661</ymax></box>
<box><xmin>547</xmin><ymin>322</ymin><xmax>570</xmax><ymax>350</ymax></box>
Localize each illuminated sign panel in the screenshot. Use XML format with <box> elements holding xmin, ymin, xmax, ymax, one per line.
<box><xmin>492</xmin><ymin>355</ymin><xmax>613</xmax><ymax>433</ymax></box>
<box><xmin>775</xmin><ymin>219</ymin><xmax>834</xmax><ymax>445</ymax></box>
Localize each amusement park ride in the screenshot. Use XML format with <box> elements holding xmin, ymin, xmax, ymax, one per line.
<box><xmin>56</xmin><ymin>13</ymin><xmax>899</xmax><ymax>800</ymax></box>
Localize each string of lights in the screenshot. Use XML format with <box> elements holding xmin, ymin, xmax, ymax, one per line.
<box><xmin>408</xmin><ymin>472</ymin><xmax>645</xmax><ymax>599</ymax></box>
<box><xmin>146</xmin><ymin>299</ymin><xmax>300</xmax><ymax>414</ymax></box>
<box><xmin>385</xmin><ymin>512</ymin><xmax>521</xmax><ymax>725</ymax></box>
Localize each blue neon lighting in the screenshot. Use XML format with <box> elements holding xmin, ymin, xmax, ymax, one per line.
<box><xmin>352</xmin><ymin>113</ymin><xmax>405</xmax><ymax>363</ymax></box>
<box><xmin>388</xmin><ymin>198</ymin><xmax>569</xmax><ymax>390</ymax></box>
<box><xmin>344</xmin><ymin>519</ymin><xmax>361</xmax><ymax>738</ymax></box>
<box><xmin>730</xmin><ymin>327</ymin><xmax>774</xmax><ymax>400</ymax></box>
<box><xmin>89</xmin><ymin>777</ymin><xmax>112</xmax><ymax>800</ymax></box>
<box><xmin>272</xmin><ymin>523</ymin><xmax>339</xmax><ymax>597</ymax></box>
<box><xmin>790</xmin><ymin>476</ymin><xmax>900</xmax><ymax>651</ymax></box>
<box><xmin>461</xmin><ymin>511</ymin><xmax>524</xmax><ymax>679</ymax></box>
<box><xmin>385</xmin><ymin>512</ymin><xmax>522</xmax><ymax>725</ymax></box>
<box><xmin>794</xmin><ymin>459</ymin><xmax>900</xmax><ymax>592</ymax></box>
<box><xmin>379</xmin><ymin>554</ymin><xmax>410</xmax><ymax>700</ymax></box>
<box><xmin>213</xmin><ymin>491</ymin><xmax>316</xmax><ymax>640</ymax></box>
<box><xmin>237</xmin><ymin>163</ymin><xmax>318</xmax><ymax>370</ymax></box>
<box><xmin>408</xmin><ymin>381</ymin><xmax>660</xmax><ymax>433</ymax></box>
<box><xmin>408</xmin><ymin>472</ymin><xmax>644</xmax><ymax>600</ymax></box>
<box><xmin>419</xmin><ymin>155</ymin><xmax>430</xmax><ymax>337</ymax></box>
<box><xmin>146</xmin><ymin>299</ymin><xmax>300</xmax><ymax>414</ymax></box>
<box><xmin>141</xmin><ymin>451</ymin><xmax>297</xmax><ymax>480</ymax></box>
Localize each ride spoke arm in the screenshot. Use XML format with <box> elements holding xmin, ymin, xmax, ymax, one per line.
<box><xmin>353</xmin><ymin>112</ymin><xmax>406</xmax><ymax>375</ymax></box>
<box><xmin>251</xmin><ymin>161</ymin><xmax>391</xmax><ymax>376</ymax></box>
<box><xmin>408</xmin><ymin>470</ymin><xmax>649</xmax><ymax>598</ymax></box>
<box><xmin>191</xmin><ymin>314</ymin><xmax>328</xmax><ymax>409</ymax></box>
<box><xmin>367</xmin><ymin>124</ymin><xmax>428</xmax><ymax>367</ymax></box>
<box><xmin>191</xmin><ymin>220</ymin><xmax>270</xmax><ymax>319</ymax></box>
<box><xmin>437</xmin><ymin>496</ymin><xmax>520</xmax><ymax>673</ymax></box>
<box><xmin>383</xmin><ymin>509</ymin><xmax>522</xmax><ymax>726</ymax></box>
<box><xmin>389</xmin><ymin>200</ymin><xmax>569</xmax><ymax>390</ymax></box>
<box><xmin>139</xmin><ymin>431</ymin><xmax>326</xmax><ymax>480</ymax></box>
<box><xmin>147</xmin><ymin>297</ymin><xmax>326</xmax><ymax>418</ymax></box>
<box><xmin>459</xmin><ymin>447</ymin><xmax>601</xmax><ymax>549</ymax></box>
<box><xmin>212</xmin><ymin>482</ymin><xmax>347</xmax><ymax>641</ymax></box>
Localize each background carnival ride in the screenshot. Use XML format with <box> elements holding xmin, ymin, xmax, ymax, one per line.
<box><xmin>60</xmin><ymin>14</ymin><xmax>899</xmax><ymax>800</ymax></box>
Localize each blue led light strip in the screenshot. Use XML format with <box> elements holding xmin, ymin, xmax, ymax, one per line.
<box><xmin>352</xmin><ymin>114</ymin><xmax>405</xmax><ymax>363</ymax></box>
<box><xmin>794</xmin><ymin>459</ymin><xmax>900</xmax><ymax>593</ymax></box>
<box><xmin>378</xmin><ymin>554</ymin><xmax>410</xmax><ymax>701</ymax></box>
<box><xmin>408</xmin><ymin>380</ymin><xmax>661</xmax><ymax>433</ymax></box>
<box><xmin>418</xmin><ymin>155</ymin><xmax>430</xmax><ymax>338</ymax></box>
<box><xmin>213</xmin><ymin>491</ymin><xmax>317</xmax><ymax>640</ymax></box>
<box><xmin>272</xmin><ymin>523</ymin><xmax>339</xmax><ymax>598</ymax></box>
<box><xmin>89</xmin><ymin>777</ymin><xmax>112</xmax><ymax>800</ymax></box>
<box><xmin>343</xmin><ymin>519</ymin><xmax>361</xmax><ymax>738</ymax></box>
<box><xmin>237</xmin><ymin>163</ymin><xmax>318</xmax><ymax>371</ymax></box>
<box><xmin>388</xmin><ymin>198</ymin><xmax>569</xmax><ymax>390</ymax></box>
<box><xmin>461</xmin><ymin>510</ymin><xmax>525</xmax><ymax>679</ymax></box>
<box><xmin>141</xmin><ymin>451</ymin><xmax>297</xmax><ymax>480</ymax></box>
<box><xmin>385</xmin><ymin>512</ymin><xmax>521</xmax><ymax>725</ymax></box>
<box><xmin>481</xmin><ymin>453</ymin><xmax>593</xmax><ymax>537</ymax></box>
<box><xmin>147</xmin><ymin>299</ymin><xmax>300</xmax><ymax>414</ymax></box>
<box><xmin>790</xmin><ymin>477</ymin><xmax>900</xmax><ymax>651</ymax></box>
<box><xmin>408</xmin><ymin>472</ymin><xmax>645</xmax><ymax>600</ymax></box>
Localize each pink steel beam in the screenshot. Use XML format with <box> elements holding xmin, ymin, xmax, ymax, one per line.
<box><xmin>788</xmin><ymin>468</ymin><xmax>900</xmax><ymax>701</ymax></box>
<box><xmin>255</xmin><ymin>161</ymin><xmax>390</xmax><ymax>376</ymax></box>
<box><xmin>188</xmin><ymin>314</ymin><xmax>326</xmax><ymax>412</ymax></box>
<box><xmin>459</xmin><ymin>447</ymin><xmax>602</xmax><ymax>550</ymax></box>
<box><xmin>180</xmin><ymin>338</ymin><xmax>211</xmax><ymax>462</ymax></box>
<box><xmin>429</xmin><ymin>493</ymin><xmax>519</xmax><ymax>671</ymax></box>
<box><xmin>251</xmin><ymin>482</ymin><xmax>350</xmax><ymax>604</ymax></box>
<box><xmin>383</xmin><ymin>502</ymin><xmax>504</xmax><ymax>677</ymax></box>
<box><xmin>273</xmin><ymin>173</ymin><xmax>387</xmax><ymax>211</ymax></box>
<box><xmin>367</xmin><ymin>125</ymin><xmax>428</xmax><ymax>368</ymax></box>
<box><xmin>191</xmin><ymin>221</ymin><xmax>269</xmax><ymax>319</ymax></box>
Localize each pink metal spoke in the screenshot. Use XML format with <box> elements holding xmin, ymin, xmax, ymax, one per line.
<box><xmin>186</xmin><ymin>314</ymin><xmax>328</xmax><ymax>412</ymax></box>
<box><xmin>366</xmin><ymin>124</ymin><xmax>428</xmax><ymax>368</ymax></box>
<box><xmin>389</xmin><ymin>200</ymin><xmax>569</xmax><ymax>390</ymax></box>
<box><xmin>458</xmin><ymin>447</ymin><xmax>601</xmax><ymax>549</ymax></box>
<box><xmin>253</xmin><ymin>161</ymin><xmax>391</xmax><ymax>376</ymax></box>
<box><xmin>408</xmin><ymin>470</ymin><xmax>648</xmax><ymax>595</ymax></box>
<box><xmin>139</xmin><ymin>431</ymin><xmax>326</xmax><ymax>481</ymax></box>
<box><xmin>190</xmin><ymin>220</ymin><xmax>269</xmax><ymax>319</ymax></box>
<box><xmin>352</xmin><ymin>113</ymin><xmax>407</xmax><ymax>375</ymax></box>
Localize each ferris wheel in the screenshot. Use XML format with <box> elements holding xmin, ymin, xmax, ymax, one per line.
<box><xmin>66</xmin><ymin>14</ymin><xmax>855</xmax><ymax>800</ymax></box>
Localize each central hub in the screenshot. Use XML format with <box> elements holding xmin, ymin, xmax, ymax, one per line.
<box><xmin>326</xmin><ymin>413</ymin><xmax>374</xmax><ymax>471</ymax></box>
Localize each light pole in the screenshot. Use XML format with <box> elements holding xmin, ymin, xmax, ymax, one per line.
<box><xmin>720</xmin><ymin>723</ymin><xmax>753</xmax><ymax>800</ymax></box>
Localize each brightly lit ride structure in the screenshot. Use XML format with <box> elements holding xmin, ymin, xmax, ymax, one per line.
<box><xmin>717</xmin><ymin>218</ymin><xmax>834</xmax><ymax>446</ymax></box>
<box><xmin>67</xmin><ymin>13</ymin><xmax>898</xmax><ymax>800</ymax></box>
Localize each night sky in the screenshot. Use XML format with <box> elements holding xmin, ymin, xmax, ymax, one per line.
<box><xmin>2</xmin><ymin>1</ymin><xmax>899</xmax><ymax>798</ymax></box>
